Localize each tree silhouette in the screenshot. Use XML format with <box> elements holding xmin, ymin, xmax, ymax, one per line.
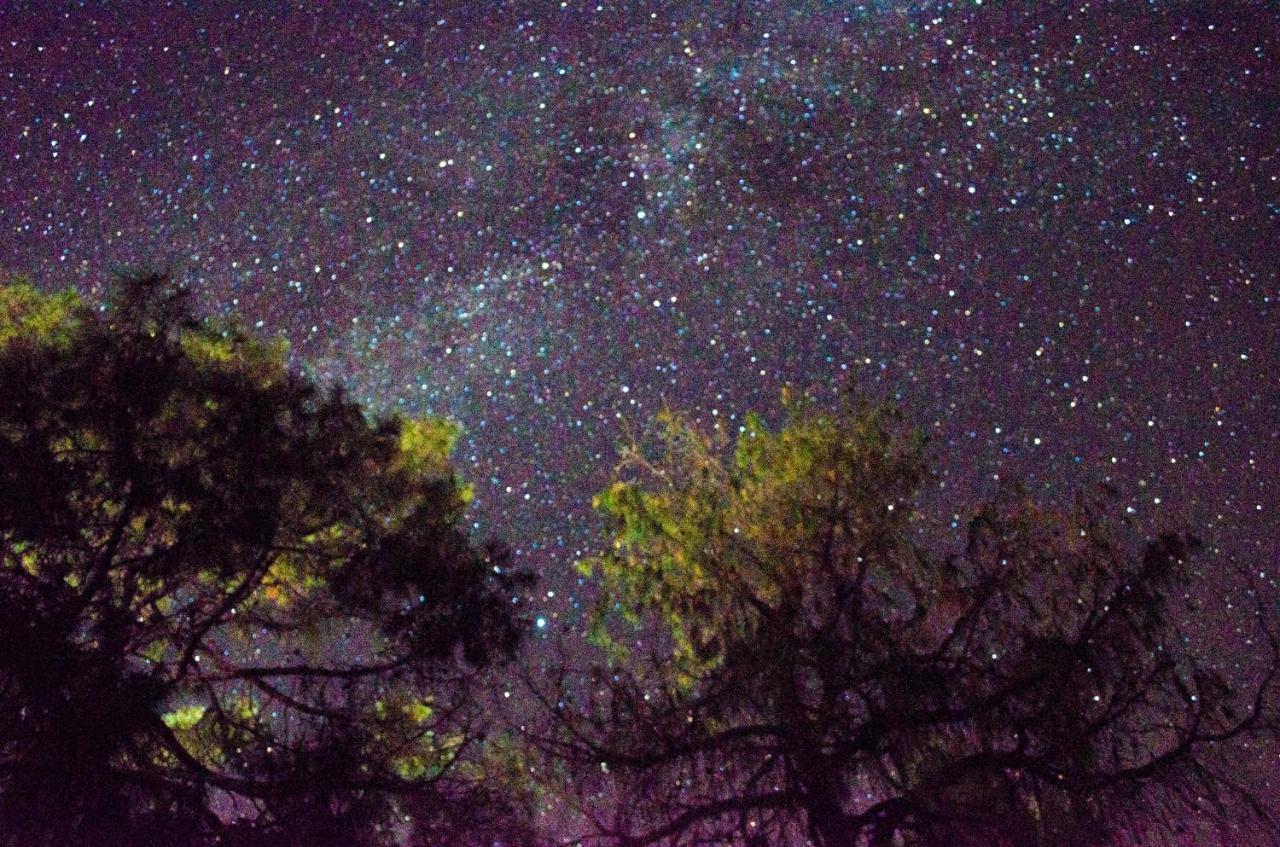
<box><xmin>542</xmin><ymin>399</ymin><xmax>1279</xmax><ymax>846</ymax></box>
<box><xmin>0</xmin><ymin>275</ymin><xmax>536</xmax><ymax>845</ymax></box>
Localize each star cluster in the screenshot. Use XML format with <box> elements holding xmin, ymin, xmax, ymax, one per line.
<box><xmin>1</xmin><ymin>0</ymin><xmax>1276</xmax><ymax>783</ymax></box>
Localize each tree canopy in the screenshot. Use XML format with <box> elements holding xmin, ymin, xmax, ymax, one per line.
<box><xmin>545</xmin><ymin>399</ymin><xmax>1279</xmax><ymax>846</ymax></box>
<box><xmin>0</xmin><ymin>275</ymin><xmax>536</xmax><ymax>845</ymax></box>
<box><xmin>2</xmin><ymin>274</ymin><xmax>1276</xmax><ymax>846</ymax></box>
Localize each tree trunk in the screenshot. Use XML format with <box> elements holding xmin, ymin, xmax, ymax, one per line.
<box><xmin>805</xmin><ymin>769</ymin><xmax>857</xmax><ymax>847</ymax></box>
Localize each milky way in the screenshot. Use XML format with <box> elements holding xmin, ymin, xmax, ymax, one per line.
<box><xmin>2</xmin><ymin>0</ymin><xmax>1277</xmax><ymax>800</ymax></box>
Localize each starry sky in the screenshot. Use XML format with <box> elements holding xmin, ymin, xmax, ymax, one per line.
<box><xmin>1</xmin><ymin>0</ymin><xmax>1277</xmax><ymax>757</ymax></box>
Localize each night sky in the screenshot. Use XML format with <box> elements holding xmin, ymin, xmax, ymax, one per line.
<box><xmin>1</xmin><ymin>0</ymin><xmax>1277</xmax><ymax>816</ymax></box>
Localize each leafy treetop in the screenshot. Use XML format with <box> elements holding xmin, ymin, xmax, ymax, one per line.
<box><xmin>0</xmin><ymin>275</ymin><xmax>537</xmax><ymax>846</ymax></box>
<box><xmin>552</xmin><ymin>397</ymin><xmax>1279</xmax><ymax>847</ymax></box>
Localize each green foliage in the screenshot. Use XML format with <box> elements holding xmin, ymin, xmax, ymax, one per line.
<box><xmin>582</xmin><ymin>397</ymin><xmax>925</xmax><ymax>689</ymax></box>
<box><xmin>0</xmin><ymin>274</ymin><xmax>534</xmax><ymax>846</ymax></box>
<box><xmin>559</xmin><ymin>395</ymin><xmax>1276</xmax><ymax>847</ymax></box>
<box><xmin>161</xmin><ymin>703</ymin><xmax>209</xmax><ymax>731</ymax></box>
<box><xmin>398</xmin><ymin>416</ymin><xmax>464</xmax><ymax>477</ymax></box>
<box><xmin>0</xmin><ymin>279</ymin><xmax>82</xmax><ymax>350</ymax></box>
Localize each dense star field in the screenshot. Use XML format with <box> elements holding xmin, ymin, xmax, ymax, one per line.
<box><xmin>1</xmin><ymin>0</ymin><xmax>1277</xmax><ymax>825</ymax></box>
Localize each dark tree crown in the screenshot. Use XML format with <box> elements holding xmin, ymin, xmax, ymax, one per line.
<box><xmin>541</xmin><ymin>400</ymin><xmax>1279</xmax><ymax>847</ymax></box>
<box><xmin>0</xmin><ymin>274</ymin><xmax>537</xmax><ymax>846</ymax></box>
